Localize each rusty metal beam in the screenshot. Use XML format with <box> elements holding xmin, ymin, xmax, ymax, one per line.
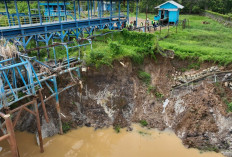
<box><xmin>4</xmin><ymin>114</ymin><xmax>19</xmax><ymax>157</ymax></box>
<box><xmin>13</xmin><ymin>108</ymin><xmax>23</xmax><ymax>128</ymax></box>
<box><xmin>0</xmin><ymin>134</ymin><xmax>10</xmax><ymax>142</ymax></box>
<box><xmin>23</xmin><ymin>106</ymin><xmax>36</xmax><ymax>116</ymax></box>
<box><xmin>10</xmin><ymin>100</ymin><xmax>35</xmax><ymax>114</ymax></box>
<box><xmin>38</xmin><ymin>89</ymin><xmax>49</xmax><ymax>123</ymax></box>
<box><xmin>33</xmin><ymin>98</ymin><xmax>44</xmax><ymax>153</ymax></box>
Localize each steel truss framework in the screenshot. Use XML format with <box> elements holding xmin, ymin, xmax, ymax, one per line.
<box><xmin>1</xmin><ymin>0</ymin><xmax>139</xmax><ymax>51</ymax></box>
<box><xmin>0</xmin><ymin>0</ymin><xmax>139</xmax><ymax>156</ymax></box>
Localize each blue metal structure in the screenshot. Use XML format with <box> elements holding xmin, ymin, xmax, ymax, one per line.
<box><xmin>0</xmin><ymin>0</ymin><xmax>139</xmax><ymax>155</ymax></box>
<box><xmin>0</xmin><ymin>0</ymin><xmax>139</xmax><ymax>52</ymax></box>
<box><xmin>40</xmin><ymin>2</ymin><xmax>71</xmax><ymax>17</ymax></box>
<box><xmin>154</xmin><ymin>0</ymin><xmax>184</xmax><ymax>24</ymax></box>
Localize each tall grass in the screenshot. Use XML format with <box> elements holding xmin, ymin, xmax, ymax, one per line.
<box><xmin>156</xmin><ymin>15</ymin><xmax>232</xmax><ymax>65</ymax></box>
<box><xmin>0</xmin><ymin>38</ymin><xmax>17</xmax><ymax>59</ymax></box>
<box><xmin>83</xmin><ymin>30</ymin><xmax>156</xmax><ymax>68</ymax></box>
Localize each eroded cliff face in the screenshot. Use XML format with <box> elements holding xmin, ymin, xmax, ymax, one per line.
<box><xmin>17</xmin><ymin>55</ymin><xmax>232</xmax><ymax>156</ymax></box>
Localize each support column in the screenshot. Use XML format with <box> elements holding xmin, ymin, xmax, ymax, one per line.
<box><xmin>45</xmin><ymin>34</ymin><xmax>50</xmax><ymax>59</ymax></box>
<box><xmin>47</xmin><ymin>0</ymin><xmax>51</xmax><ymax>22</ymax></box>
<box><xmin>118</xmin><ymin>0</ymin><xmax>120</xmax><ymax>19</ymax></box>
<box><xmin>110</xmin><ymin>0</ymin><xmax>112</xmax><ymax>19</ymax></box>
<box><xmin>27</xmin><ymin>0</ymin><xmax>32</xmax><ymax>24</ymax></box>
<box><xmin>37</xmin><ymin>0</ymin><xmax>42</xmax><ymax>25</ymax></box>
<box><xmin>90</xmin><ymin>0</ymin><xmax>92</xmax><ymax>18</ymax></box>
<box><xmin>101</xmin><ymin>0</ymin><xmax>103</xmax><ymax>17</ymax></box>
<box><xmin>87</xmin><ymin>0</ymin><xmax>90</xmax><ymax>20</ymax></box>
<box><xmin>52</xmin><ymin>37</ymin><xmax>57</xmax><ymax>66</ymax></box>
<box><xmin>98</xmin><ymin>0</ymin><xmax>100</xmax><ymax>17</ymax></box>
<box><xmin>118</xmin><ymin>0</ymin><xmax>121</xmax><ymax>29</ymax></box>
<box><xmin>53</xmin><ymin>76</ymin><xmax>63</xmax><ymax>134</ymax></box>
<box><xmin>64</xmin><ymin>0</ymin><xmax>67</xmax><ymax>21</ymax></box>
<box><xmin>35</xmin><ymin>36</ymin><xmax>40</xmax><ymax>60</ymax></box>
<box><xmin>14</xmin><ymin>0</ymin><xmax>21</xmax><ymax>28</ymax></box>
<box><xmin>127</xmin><ymin>0</ymin><xmax>129</xmax><ymax>23</ymax></box>
<box><xmin>136</xmin><ymin>0</ymin><xmax>138</xmax><ymax>27</ymax></box>
<box><xmin>57</xmin><ymin>0</ymin><xmax>61</xmax><ymax>23</ymax></box>
<box><xmin>93</xmin><ymin>0</ymin><xmax>95</xmax><ymax>16</ymax></box>
<box><xmin>4</xmin><ymin>0</ymin><xmax>11</xmax><ymax>26</ymax></box>
<box><xmin>33</xmin><ymin>98</ymin><xmax>44</xmax><ymax>153</ymax></box>
<box><xmin>74</xmin><ymin>0</ymin><xmax>77</xmax><ymax>21</ymax></box>
<box><xmin>4</xmin><ymin>114</ymin><xmax>19</xmax><ymax>157</ymax></box>
<box><xmin>78</xmin><ymin>0</ymin><xmax>80</xmax><ymax>19</ymax></box>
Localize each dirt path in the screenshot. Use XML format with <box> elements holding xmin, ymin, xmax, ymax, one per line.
<box><xmin>129</xmin><ymin>17</ymin><xmax>168</xmax><ymax>33</ymax></box>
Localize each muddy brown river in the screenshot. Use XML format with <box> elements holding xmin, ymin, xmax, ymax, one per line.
<box><xmin>0</xmin><ymin>124</ymin><xmax>224</xmax><ymax>157</ymax></box>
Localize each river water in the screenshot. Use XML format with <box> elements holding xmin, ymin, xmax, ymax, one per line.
<box><xmin>0</xmin><ymin>124</ymin><xmax>224</xmax><ymax>157</ymax></box>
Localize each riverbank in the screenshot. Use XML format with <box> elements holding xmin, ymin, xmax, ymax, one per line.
<box><xmin>0</xmin><ymin>124</ymin><xmax>225</xmax><ymax>157</ymax></box>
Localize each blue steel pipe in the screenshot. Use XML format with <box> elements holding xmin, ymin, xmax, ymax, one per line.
<box><xmin>14</xmin><ymin>0</ymin><xmax>21</xmax><ymax>28</ymax></box>
<box><xmin>78</xmin><ymin>0</ymin><xmax>80</xmax><ymax>19</ymax></box>
<box><xmin>4</xmin><ymin>0</ymin><xmax>11</xmax><ymax>27</ymax></box>
<box><xmin>0</xmin><ymin>61</ymin><xmax>28</xmax><ymax>71</ymax></box>
<box><xmin>127</xmin><ymin>0</ymin><xmax>129</xmax><ymax>23</ymax></box>
<box><xmin>136</xmin><ymin>0</ymin><xmax>138</xmax><ymax>27</ymax></box>
<box><xmin>27</xmin><ymin>0</ymin><xmax>32</xmax><ymax>24</ymax></box>
<box><xmin>37</xmin><ymin>0</ymin><xmax>42</xmax><ymax>25</ymax></box>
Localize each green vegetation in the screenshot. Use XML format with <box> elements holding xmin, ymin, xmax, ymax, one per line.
<box><xmin>140</xmin><ymin>120</ymin><xmax>148</xmax><ymax>127</ymax></box>
<box><xmin>147</xmin><ymin>85</ymin><xmax>156</xmax><ymax>94</ymax></box>
<box><xmin>84</xmin><ymin>29</ymin><xmax>155</xmax><ymax>68</ymax></box>
<box><xmin>155</xmin><ymin>92</ymin><xmax>164</xmax><ymax>99</ymax></box>
<box><xmin>62</xmin><ymin>122</ymin><xmax>71</xmax><ymax>133</ymax></box>
<box><xmin>201</xmin><ymin>145</ymin><xmax>219</xmax><ymax>153</ymax></box>
<box><xmin>114</xmin><ymin>125</ymin><xmax>121</xmax><ymax>133</ymax></box>
<box><xmin>137</xmin><ymin>0</ymin><xmax>232</xmax><ymax>15</ymax></box>
<box><xmin>227</xmin><ymin>102</ymin><xmax>232</xmax><ymax>112</ymax></box>
<box><xmin>138</xmin><ymin>71</ymin><xmax>151</xmax><ymax>85</ymax></box>
<box><xmin>138</xmin><ymin>131</ymin><xmax>151</xmax><ymax>136</ymax></box>
<box><xmin>206</xmin><ymin>10</ymin><xmax>232</xmax><ymax>20</ymax></box>
<box><xmin>154</xmin><ymin>15</ymin><xmax>232</xmax><ymax>65</ymax></box>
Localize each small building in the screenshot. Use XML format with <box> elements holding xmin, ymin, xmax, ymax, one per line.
<box><xmin>40</xmin><ymin>2</ymin><xmax>70</xmax><ymax>17</ymax></box>
<box><xmin>154</xmin><ymin>1</ymin><xmax>184</xmax><ymax>24</ymax></box>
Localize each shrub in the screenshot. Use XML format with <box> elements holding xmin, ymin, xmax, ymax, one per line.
<box><xmin>147</xmin><ymin>85</ymin><xmax>156</xmax><ymax>94</ymax></box>
<box><xmin>114</xmin><ymin>125</ymin><xmax>121</xmax><ymax>133</ymax></box>
<box><xmin>140</xmin><ymin>120</ymin><xmax>148</xmax><ymax>127</ymax></box>
<box><xmin>227</xmin><ymin>102</ymin><xmax>232</xmax><ymax>112</ymax></box>
<box><xmin>62</xmin><ymin>122</ymin><xmax>71</xmax><ymax>133</ymax></box>
<box><xmin>109</xmin><ymin>40</ymin><xmax>122</xmax><ymax>56</ymax></box>
<box><xmin>205</xmin><ymin>10</ymin><xmax>231</xmax><ymax>20</ymax></box>
<box><xmin>155</xmin><ymin>92</ymin><xmax>164</xmax><ymax>99</ymax></box>
<box><xmin>138</xmin><ymin>71</ymin><xmax>151</xmax><ymax>85</ymax></box>
<box><xmin>86</xmin><ymin>50</ymin><xmax>113</xmax><ymax>68</ymax></box>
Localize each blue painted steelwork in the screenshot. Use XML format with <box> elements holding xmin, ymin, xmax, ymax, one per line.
<box><xmin>0</xmin><ymin>0</ymin><xmax>137</xmax><ymax>52</ymax></box>
<box><xmin>0</xmin><ymin>0</ymin><xmax>138</xmax><ymax>119</ymax></box>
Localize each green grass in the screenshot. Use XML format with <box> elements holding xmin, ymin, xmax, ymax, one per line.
<box><xmin>138</xmin><ymin>71</ymin><xmax>151</xmax><ymax>85</ymax></box>
<box><xmin>205</xmin><ymin>10</ymin><xmax>232</xmax><ymax>20</ymax></box>
<box><xmin>140</xmin><ymin>120</ymin><xmax>148</xmax><ymax>127</ymax></box>
<box><xmin>114</xmin><ymin>125</ymin><xmax>121</xmax><ymax>133</ymax></box>
<box><xmin>157</xmin><ymin>15</ymin><xmax>232</xmax><ymax>65</ymax></box>
<box><xmin>62</xmin><ymin>122</ymin><xmax>71</xmax><ymax>133</ymax></box>
<box><xmin>23</xmin><ymin>13</ymin><xmax>232</xmax><ymax>67</ymax></box>
<box><xmin>131</xmin><ymin>13</ymin><xmax>232</xmax><ymax>65</ymax></box>
<box><xmin>83</xmin><ymin>29</ymin><xmax>156</xmax><ymax>68</ymax></box>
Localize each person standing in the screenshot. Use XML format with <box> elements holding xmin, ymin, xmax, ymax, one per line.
<box><xmin>146</xmin><ymin>18</ymin><xmax>150</xmax><ymax>31</ymax></box>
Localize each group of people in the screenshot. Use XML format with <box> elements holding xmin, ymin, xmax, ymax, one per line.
<box><xmin>125</xmin><ymin>18</ymin><xmax>159</xmax><ymax>31</ymax></box>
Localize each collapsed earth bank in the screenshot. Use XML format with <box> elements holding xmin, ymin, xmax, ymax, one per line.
<box><xmin>16</xmin><ymin>55</ymin><xmax>232</xmax><ymax>157</ymax></box>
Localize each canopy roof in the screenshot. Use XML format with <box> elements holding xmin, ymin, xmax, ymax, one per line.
<box><xmin>155</xmin><ymin>1</ymin><xmax>184</xmax><ymax>9</ymax></box>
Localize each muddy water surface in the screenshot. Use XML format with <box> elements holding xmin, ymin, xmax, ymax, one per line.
<box><xmin>0</xmin><ymin>124</ymin><xmax>224</xmax><ymax>157</ymax></box>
